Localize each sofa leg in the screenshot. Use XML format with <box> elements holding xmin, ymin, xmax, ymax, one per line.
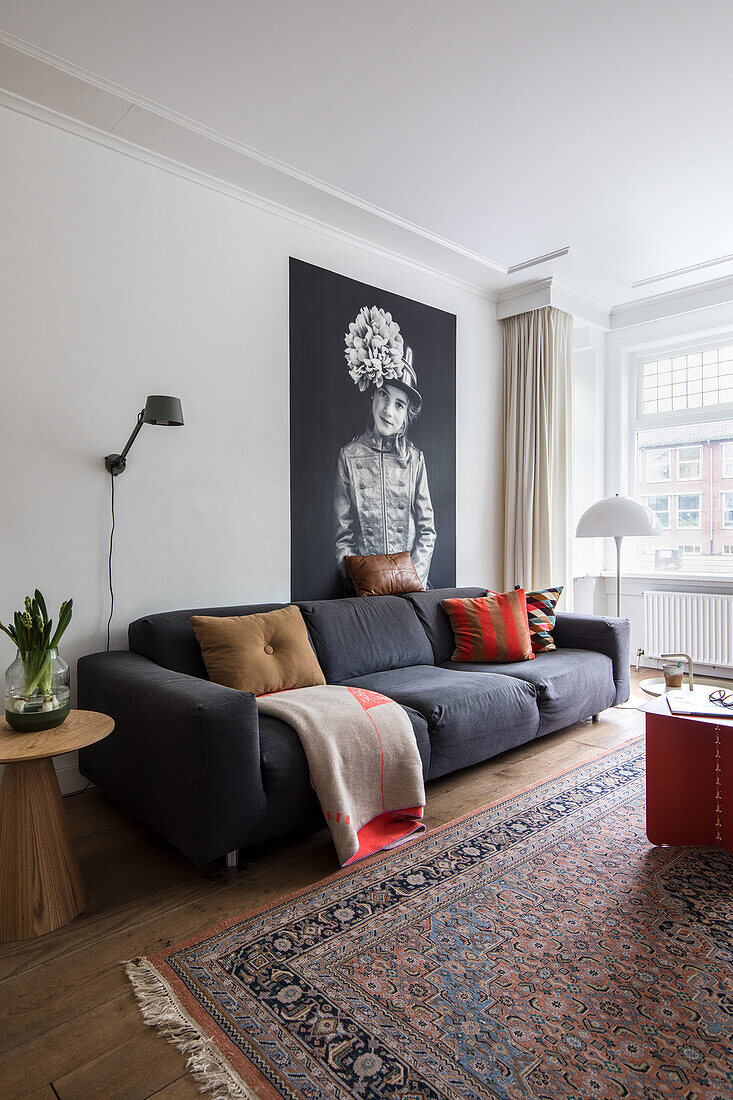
<box><xmin>591</xmin><ymin>714</ymin><xmax>600</xmax><ymax>724</ymax></box>
<box><xmin>225</xmin><ymin>849</ymin><xmax>238</xmax><ymax>869</ymax></box>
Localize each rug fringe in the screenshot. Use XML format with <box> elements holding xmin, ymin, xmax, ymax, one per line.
<box><xmin>125</xmin><ymin>957</ymin><xmax>258</xmax><ymax>1100</ymax></box>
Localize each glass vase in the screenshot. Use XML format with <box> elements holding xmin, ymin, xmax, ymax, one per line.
<box><xmin>4</xmin><ymin>647</ymin><xmax>70</xmax><ymax>732</ymax></box>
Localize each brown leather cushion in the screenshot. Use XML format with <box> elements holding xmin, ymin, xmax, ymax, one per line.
<box><xmin>191</xmin><ymin>604</ymin><xmax>326</xmax><ymax>695</ymax></box>
<box><xmin>345</xmin><ymin>552</ymin><xmax>424</xmax><ymax>597</ymax></box>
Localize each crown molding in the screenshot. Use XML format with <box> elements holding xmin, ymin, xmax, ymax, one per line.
<box><xmin>631</xmin><ymin>253</ymin><xmax>733</xmax><ymax>289</ymax></box>
<box><xmin>2</xmin><ymin>29</ymin><xmax>732</xmax><ymax>314</ymax></box>
<box><xmin>496</xmin><ymin>277</ymin><xmax>612</xmax><ymax>328</ymax></box>
<box><xmin>1</xmin><ymin>89</ymin><xmax>505</xmax><ymax>305</ymax></box>
<box><xmin>0</xmin><ymin>31</ymin><xmax>506</xmax><ymax>297</ymax></box>
<box><xmin>610</xmin><ymin>273</ymin><xmax>733</xmax><ymax>330</ymax></box>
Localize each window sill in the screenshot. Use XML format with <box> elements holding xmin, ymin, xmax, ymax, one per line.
<box><xmin>595</xmin><ymin>570</ymin><xmax>733</xmax><ymax>589</ymax></box>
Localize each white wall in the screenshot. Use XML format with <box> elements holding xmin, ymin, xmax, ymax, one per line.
<box><xmin>0</xmin><ymin>107</ymin><xmax>503</xmax><ymax>791</ymax></box>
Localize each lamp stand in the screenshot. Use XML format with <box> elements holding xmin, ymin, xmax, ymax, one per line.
<box><xmin>614</xmin><ymin>535</ymin><xmax>623</xmax><ymax>617</ymax></box>
<box><xmin>105</xmin><ymin>408</ymin><xmax>145</xmax><ymax>476</ymax></box>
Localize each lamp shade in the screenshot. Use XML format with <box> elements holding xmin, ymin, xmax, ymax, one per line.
<box><xmin>143</xmin><ymin>395</ymin><xmax>184</xmax><ymax>426</ymax></box>
<box><xmin>576</xmin><ymin>495</ymin><xmax>661</xmax><ymax>538</ymax></box>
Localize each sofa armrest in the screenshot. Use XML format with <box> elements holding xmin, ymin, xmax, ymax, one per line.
<box><xmin>77</xmin><ymin>651</ymin><xmax>268</xmax><ymax>864</ymax></box>
<box><xmin>553</xmin><ymin>612</ymin><xmax>630</xmax><ymax>706</ymax></box>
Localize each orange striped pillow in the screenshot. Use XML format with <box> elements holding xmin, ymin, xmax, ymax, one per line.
<box><xmin>441</xmin><ymin>590</ymin><xmax>535</xmax><ymax>663</ymax></box>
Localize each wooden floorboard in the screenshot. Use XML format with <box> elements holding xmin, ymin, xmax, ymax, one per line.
<box><xmin>0</xmin><ymin>671</ymin><xmax>649</xmax><ymax>1099</ymax></box>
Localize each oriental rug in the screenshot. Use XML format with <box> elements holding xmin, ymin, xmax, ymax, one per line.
<box><xmin>127</xmin><ymin>739</ymin><xmax>733</xmax><ymax>1099</ymax></box>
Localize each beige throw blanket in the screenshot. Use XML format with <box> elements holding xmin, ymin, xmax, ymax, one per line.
<box><xmin>256</xmin><ymin>684</ymin><xmax>425</xmax><ymax>865</ymax></box>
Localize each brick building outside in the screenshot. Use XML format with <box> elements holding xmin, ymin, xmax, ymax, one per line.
<box><xmin>636</xmin><ymin>421</ymin><xmax>733</xmax><ymax>570</ymax></box>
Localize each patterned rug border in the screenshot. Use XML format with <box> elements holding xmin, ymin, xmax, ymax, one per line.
<box><xmin>127</xmin><ymin>734</ymin><xmax>644</xmax><ymax>1100</ymax></box>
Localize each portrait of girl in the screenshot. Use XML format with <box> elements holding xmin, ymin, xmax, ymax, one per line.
<box><xmin>334</xmin><ymin>306</ymin><xmax>436</xmax><ymax>589</ymax></box>
<box><xmin>289</xmin><ymin>258</ymin><xmax>455</xmax><ymax>601</ymax></box>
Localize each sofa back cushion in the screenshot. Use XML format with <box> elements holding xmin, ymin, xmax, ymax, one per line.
<box><xmin>129</xmin><ymin>603</ymin><xmax>286</xmax><ymax>678</ymax></box>
<box><xmin>192</xmin><ymin>606</ymin><xmax>326</xmax><ymax>695</ymax></box>
<box><xmin>401</xmin><ymin>587</ymin><xmax>487</xmax><ymax>664</ymax></box>
<box><xmin>297</xmin><ymin>595</ymin><xmax>434</xmax><ymax>682</ymax></box>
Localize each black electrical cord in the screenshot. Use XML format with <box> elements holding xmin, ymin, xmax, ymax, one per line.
<box><xmin>106</xmin><ymin>471</ymin><xmax>115</xmax><ymax>651</ymax></box>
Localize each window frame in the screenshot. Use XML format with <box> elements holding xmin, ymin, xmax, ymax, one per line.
<box><xmin>645</xmin><ymin>493</ymin><xmax>671</xmax><ymax>529</ymax></box>
<box><xmin>628</xmin><ymin>330</ymin><xmax>733</xmax><ymax>578</ymax></box>
<box><xmin>723</xmin><ymin>491</ymin><xmax>733</xmax><ymax>530</ymax></box>
<box><xmin>644</xmin><ymin>447</ymin><xmax>671</xmax><ymax>482</ymax></box>
<box><xmin>676</xmin><ymin>492</ymin><xmax>701</xmax><ymax>530</ymax></box>
<box><xmin>723</xmin><ymin>442</ymin><xmax>733</xmax><ymax>479</ymax></box>
<box><xmin>677</xmin><ymin>444</ymin><xmax>702</xmax><ymax>480</ymax></box>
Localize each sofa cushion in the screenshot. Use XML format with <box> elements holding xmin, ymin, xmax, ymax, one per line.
<box><xmin>338</xmin><ymin>665</ymin><xmax>539</xmax><ymax>781</ymax></box>
<box><xmin>297</xmin><ymin>596</ymin><xmax>434</xmax><ymax>682</ymax></box>
<box><xmin>525</xmin><ymin>586</ymin><xmax>563</xmax><ymax>653</ymax></box>
<box><xmin>346</xmin><ymin>552</ymin><xmax>423</xmax><ymax>597</ymax></box>
<box><xmin>442</xmin><ymin>590</ymin><xmax>535</xmax><ymax>663</ymax></box>
<box><xmin>192</xmin><ymin>605</ymin><xmax>326</xmax><ymax>695</ymax></box>
<box><xmin>401</xmin><ymin>587</ymin><xmax>487</xmax><ymax>664</ymax></box>
<box><xmin>129</xmin><ymin>603</ymin><xmax>286</xmax><ymax>677</ymax></box>
<box><xmin>440</xmin><ymin>648</ymin><xmax>616</xmax><ymax>735</ymax></box>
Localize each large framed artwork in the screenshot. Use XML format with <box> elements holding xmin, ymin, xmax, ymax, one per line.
<box><xmin>290</xmin><ymin>258</ymin><xmax>456</xmax><ymax>601</ymax></box>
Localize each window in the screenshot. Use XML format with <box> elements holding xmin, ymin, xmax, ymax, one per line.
<box><xmin>723</xmin><ymin>442</ymin><xmax>733</xmax><ymax>479</ymax></box>
<box><xmin>645</xmin><ymin>448</ymin><xmax>670</xmax><ymax>482</ymax></box>
<box><xmin>677</xmin><ymin>445</ymin><xmax>701</xmax><ymax>480</ymax></box>
<box><xmin>724</xmin><ymin>545</ymin><xmax>733</xmax><ymax>555</ymax></box>
<box><xmin>633</xmin><ymin>339</ymin><xmax>733</xmax><ymax>575</ymax></box>
<box><xmin>677</xmin><ymin>493</ymin><xmax>701</xmax><ymax>528</ymax></box>
<box><xmin>647</xmin><ymin>495</ymin><xmax>670</xmax><ymax>528</ymax></box>
<box><xmin>723</xmin><ymin>492</ymin><xmax>733</xmax><ymax>529</ymax></box>
<box><xmin>642</xmin><ymin>347</ymin><xmax>733</xmax><ymax>414</ymax></box>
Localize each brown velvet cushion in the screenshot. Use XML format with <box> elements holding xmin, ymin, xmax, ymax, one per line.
<box><xmin>191</xmin><ymin>604</ymin><xmax>326</xmax><ymax>695</ymax></box>
<box><xmin>345</xmin><ymin>552</ymin><xmax>424</xmax><ymax>597</ymax></box>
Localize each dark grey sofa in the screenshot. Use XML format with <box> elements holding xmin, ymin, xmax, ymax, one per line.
<box><xmin>77</xmin><ymin>587</ymin><xmax>630</xmax><ymax>865</ymax></box>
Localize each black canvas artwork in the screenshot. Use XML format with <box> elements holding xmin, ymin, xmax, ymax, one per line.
<box><xmin>290</xmin><ymin>258</ymin><xmax>456</xmax><ymax>601</ymax></box>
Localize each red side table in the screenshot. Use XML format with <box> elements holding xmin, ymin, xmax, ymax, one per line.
<box><xmin>645</xmin><ymin>695</ymin><xmax>732</xmax><ymax>854</ymax></box>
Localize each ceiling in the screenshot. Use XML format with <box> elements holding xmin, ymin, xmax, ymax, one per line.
<box><xmin>2</xmin><ymin>0</ymin><xmax>733</xmax><ymax>312</ymax></box>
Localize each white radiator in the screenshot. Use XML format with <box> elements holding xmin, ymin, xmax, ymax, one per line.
<box><xmin>643</xmin><ymin>591</ymin><xmax>733</xmax><ymax>669</ymax></box>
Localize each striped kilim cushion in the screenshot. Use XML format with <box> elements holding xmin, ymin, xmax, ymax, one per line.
<box><xmin>442</xmin><ymin>590</ymin><xmax>535</xmax><ymax>663</ymax></box>
<box><xmin>524</xmin><ymin>585</ymin><xmax>563</xmax><ymax>653</ymax></box>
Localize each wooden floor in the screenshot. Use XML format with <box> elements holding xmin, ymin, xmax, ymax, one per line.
<box><xmin>0</xmin><ymin>672</ymin><xmax>647</xmax><ymax>1099</ymax></box>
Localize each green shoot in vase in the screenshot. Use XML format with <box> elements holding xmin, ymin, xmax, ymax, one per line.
<box><xmin>2</xmin><ymin>590</ymin><xmax>73</xmax><ymax>732</ymax></box>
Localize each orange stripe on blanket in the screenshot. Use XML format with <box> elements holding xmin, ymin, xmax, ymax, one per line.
<box><xmin>343</xmin><ymin>807</ymin><xmax>424</xmax><ymax>866</ymax></box>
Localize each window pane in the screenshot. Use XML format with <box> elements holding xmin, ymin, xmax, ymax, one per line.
<box><xmin>678</xmin><ymin>446</ymin><xmax>701</xmax><ymax>480</ymax></box>
<box><xmin>646</xmin><ymin>449</ymin><xmax>670</xmax><ymax>480</ymax></box>
<box><xmin>634</xmin><ymin>417</ymin><xmax>733</xmax><ymax>574</ymax></box>
<box><xmin>724</xmin><ymin>492</ymin><xmax>733</xmax><ymax>528</ymax></box>
<box><xmin>723</xmin><ymin>443</ymin><xmax>733</xmax><ymax>478</ymax></box>
<box><xmin>639</xmin><ymin>344</ymin><xmax>733</xmax><ymax>415</ymax></box>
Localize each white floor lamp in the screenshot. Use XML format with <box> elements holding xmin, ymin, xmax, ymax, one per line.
<box><xmin>576</xmin><ymin>494</ymin><xmax>661</xmax><ymax>616</ymax></box>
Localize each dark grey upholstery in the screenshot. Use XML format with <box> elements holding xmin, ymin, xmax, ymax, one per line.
<box><xmin>297</xmin><ymin>596</ymin><xmax>433</xmax><ymax>682</ymax></box>
<box><xmin>440</xmin><ymin>649</ymin><xmax>616</xmax><ymax>735</ymax></box>
<box><xmin>338</xmin><ymin>665</ymin><xmax>539</xmax><ymax>780</ymax></box>
<box><xmin>78</xmin><ymin>592</ymin><xmax>630</xmax><ymax>866</ymax></box>
<box><xmin>401</xmin><ymin>587</ymin><xmax>487</xmax><ymax>664</ymax></box>
<box><xmin>77</xmin><ymin>651</ymin><xmax>268</xmax><ymax>864</ymax></box>
<box><xmin>553</xmin><ymin>613</ymin><xmax>630</xmax><ymax>704</ymax></box>
<box><xmin>129</xmin><ymin>602</ymin><xmax>286</xmax><ymax>678</ymax></box>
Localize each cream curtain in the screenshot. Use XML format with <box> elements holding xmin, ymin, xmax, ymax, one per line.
<box><xmin>502</xmin><ymin>306</ymin><xmax>573</xmax><ymax>601</ymax></box>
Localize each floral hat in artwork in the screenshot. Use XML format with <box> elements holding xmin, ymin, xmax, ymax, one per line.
<box><xmin>344</xmin><ymin>306</ymin><xmax>422</xmax><ymax>409</ymax></box>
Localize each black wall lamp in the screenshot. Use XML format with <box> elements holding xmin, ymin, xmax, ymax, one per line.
<box><xmin>104</xmin><ymin>395</ymin><xmax>184</xmax><ymax>476</ymax></box>
<box><xmin>103</xmin><ymin>395</ymin><xmax>184</xmax><ymax>650</ymax></box>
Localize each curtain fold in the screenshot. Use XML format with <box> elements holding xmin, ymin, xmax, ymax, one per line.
<box><xmin>502</xmin><ymin>306</ymin><xmax>573</xmax><ymax>602</ymax></box>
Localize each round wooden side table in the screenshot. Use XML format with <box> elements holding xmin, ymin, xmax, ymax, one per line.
<box><xmin>0</xmin><ymin>709</ymin><xmax>114</xmax><ymax>942</ymax></box>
